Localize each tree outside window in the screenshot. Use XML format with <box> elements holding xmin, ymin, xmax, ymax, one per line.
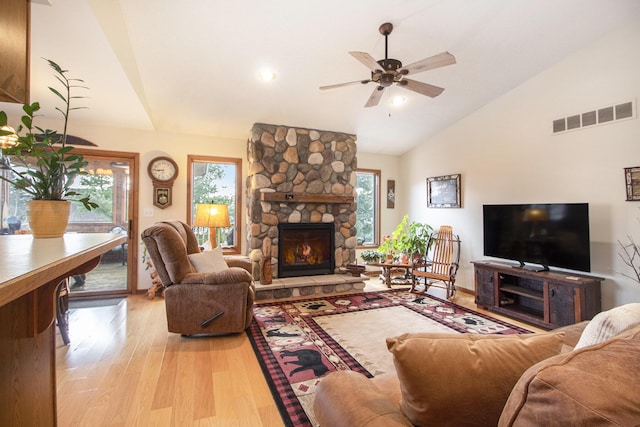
<box><xmin>355</xmin><ymin>169</ymin><xmax>380</xmax><ymax>247</ymax></box>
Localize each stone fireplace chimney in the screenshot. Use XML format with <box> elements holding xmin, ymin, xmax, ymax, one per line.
<box><xmin>246</xmin><ymin>123</ymin><xmax>358</xmax><ymax>280</ymax></box>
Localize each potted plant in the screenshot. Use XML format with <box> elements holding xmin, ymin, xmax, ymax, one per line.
<box><xmin>0</xmin><ymin>59</ymin><xmax>97</xmax><ymax>237</ymax></box>
<box><xmin>379</xmin><ymin>215</ymin><xmax>433</xmax><ymax>263</ymax></box>
<box><xmin>360</xmin><ymin>249</ymin><xmax>382</xmax><ymax>264</ymax></box>
<box><xmin>406</xmin><ymin>220</ymin><xmax>434</xmax><ymax>258</ymax></box>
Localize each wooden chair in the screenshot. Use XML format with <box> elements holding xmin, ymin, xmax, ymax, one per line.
<box><xmin>411</xmin><ymin>225</ymin><xmax>461</xmax><ymax>300</ymax></box>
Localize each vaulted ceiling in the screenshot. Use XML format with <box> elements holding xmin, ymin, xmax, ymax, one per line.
<box><xmin>7</xmin><ymin>0</ymin><xmax>640</xmax><ymax>154</ymax></box>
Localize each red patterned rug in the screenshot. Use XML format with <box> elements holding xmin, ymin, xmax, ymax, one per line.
<box><xmin>246</xmin><ymin>289</ymin><xmax>531</xmax><ymax>427</ymax></box>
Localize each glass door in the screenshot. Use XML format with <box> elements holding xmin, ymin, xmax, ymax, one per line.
<box><xmin>1</xmin><ymin>148</ymin><xmax>138</xmax><ymax>297</ymax></box>
<box><xmin>67</xmin><ymin>150</ymin><xmax>138</xmax><ymax>297</ymax></box>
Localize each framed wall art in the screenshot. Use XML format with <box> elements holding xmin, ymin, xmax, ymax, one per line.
<box><xmin>387</xmin><ymin>179</ymin><xmax>395</xmax><ymax>208</ymax></box>
<box><xmin>625</xmin><ymin>166</ymin><xmax>640</xmax><ymax>201</ymax></box>
<box><xmin>427</xmin><ymin>174</ymin><xmax>461</xmax><ymax>208</ymax></box>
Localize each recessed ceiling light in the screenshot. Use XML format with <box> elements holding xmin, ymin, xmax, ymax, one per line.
<box><xmin>391</xmin><ymin>95</ymin><xmax>407</xmax><ymax>107</ymax></box>
<box><xmin>258</xmin><ymin>68</ymin><xmax>276</xmax><ymax>82</ymax></box>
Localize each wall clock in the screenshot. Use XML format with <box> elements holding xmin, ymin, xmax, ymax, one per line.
<box><xmin>147</xmin><ymin>156</ymin><xmax>178</xmax><ymax>209</ymax></box>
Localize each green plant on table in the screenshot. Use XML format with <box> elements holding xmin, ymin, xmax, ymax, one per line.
<box><xmin>0</xmin><ymin>59</ymin><xmax>97</xmax><ymax>211</ymax></box>
<box><xmin>360</xmin><ymin>249</ymin><xmax>382</xmax><ymax>264</ymax></box>
<box><xmin>378</xmin><ymin>215</ymin><xmax>433</xmax><ymax>259</ymax></box>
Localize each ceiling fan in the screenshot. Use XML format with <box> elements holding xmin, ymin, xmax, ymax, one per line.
<box><xmin>320</xmin><ymin>22</ymin><xmax>456</xmax><ymax>108</ymax></box>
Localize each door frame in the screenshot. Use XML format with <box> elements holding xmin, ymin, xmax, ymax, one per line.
<box><xmin>70</xmin><ymin>148</ymin><xmax>140</xmax><ymax>299</ymax></box>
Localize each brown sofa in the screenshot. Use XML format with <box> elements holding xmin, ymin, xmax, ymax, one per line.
<box><xmin>141</xmin><ymin>220</ymin><xmax>255</xmax><ymax>335</ymax></box>
<box><xmin>314</xmin><ymin>314</ymin><xmax>640</xmax><ymax>426</ymax></box>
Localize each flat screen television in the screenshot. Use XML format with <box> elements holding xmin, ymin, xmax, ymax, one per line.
<box><xmin>483</xmin><ymin>203</ymin><xmax>591</xmax><ymax>272</ymax></box>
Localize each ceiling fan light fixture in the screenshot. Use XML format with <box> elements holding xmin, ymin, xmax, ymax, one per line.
<box><xmin>391</xmin><ymin>95</ymin><xmax>407</xmax><ymax>107</ymax></box>
<box><xmin>319</xmin><ymin>22</ymin><xmax>455</xmax><ymax>108</ymax></box>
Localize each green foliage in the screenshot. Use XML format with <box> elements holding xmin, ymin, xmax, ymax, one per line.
<box><xmin>378</xmin><ymin>215</ymin><xmax>433</xmax><ymax>256</ymax></box>
<box><xmin>0</xmin><ymin>59</ymin><xmax>97</xmax><ymax>211</ymax></box>
<box><xmin>355</xmin><ymin>172</ymin><xmax>375</xmax><ymax>245</ymax></box>
<box><xmin>360</xmin><ymin>249</ymin><xmax>382</xmax><ymax>263</ymax></box>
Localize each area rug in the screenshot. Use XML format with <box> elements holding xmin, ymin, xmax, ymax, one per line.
<box><xmin>246</xmin><ymin>289</ymin><xmax>532</xmax><ymax>427</ymax></box>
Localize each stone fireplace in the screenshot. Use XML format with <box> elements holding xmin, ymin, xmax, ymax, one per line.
<box><xmin>246</xmin><ymin>123</ymin><xmax>358</xmax><ymax>280</ymax></box>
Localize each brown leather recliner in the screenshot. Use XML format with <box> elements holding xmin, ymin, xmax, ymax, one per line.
<box><xmin>141</xmin><ymin>220</ymin><xmax>255</xmax><ymax>335</ymax></box>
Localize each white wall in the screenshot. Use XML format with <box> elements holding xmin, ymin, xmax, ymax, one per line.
<box><xmin>400</xmin><ymin>18</ymin><xmax>640</xmax><ymax>309</ymax></box>
<box><xmin>355</xmin><ymin>151</ymin><xmax>404</xmax><ymax>262</ymax></box>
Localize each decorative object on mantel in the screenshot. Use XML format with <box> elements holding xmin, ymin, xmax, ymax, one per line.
<box><xmin>427</xmin><ymin>173</ymin><xmax>461</xmax><ymax>208</ymax></box>
<box><xmin>624</xmin><ymin>166</ymin><xmax>640</xmax><ymax>201</ymax></box>
<box><xmin>259</xmin><ymin>192</ymin><xmax>354</xmax><ymax>204</ymax></box>
<box><xmin>0</xmin><ymin>59</ymin><xmax>98</xmax><ymax>238</ymax></box>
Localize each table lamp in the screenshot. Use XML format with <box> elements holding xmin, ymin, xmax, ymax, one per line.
<box><xmin>194</xmin><ymin>203</ymin><xmax>230</xmax><ymax>248</ymax></box>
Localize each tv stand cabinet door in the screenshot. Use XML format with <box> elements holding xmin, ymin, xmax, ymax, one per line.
<box><xmin>548</xmin><ymin>283</ymin><xmax>575</xmax><ymax>327</ymax></box>
<box><xmin>474</xmin><ymin>267</ymin><xmax>495</xmax><ymax>308</ymax></box>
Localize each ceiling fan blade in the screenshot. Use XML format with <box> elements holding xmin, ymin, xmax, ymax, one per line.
<box><xmin>399</xmin><ymin>51</ymin><xmax>456</xmax><ymax>76</ymax></box>
<box><xmin>364</xmin><ymin>86</ymin><xmax>385</xmax><ymax>108</ymax></box>
<box><xmin>319</xmin><ymin>80</ymin><xmax>370</xmax><ymax>90</ymax></box>
<box><xmin>399</xmin><ymin>79</ymin><xmax>445</xmax><ymax>98</ymax></box>
<box><xmin>349</xmin><ymin>51</ymin><xmax>382</xmax><ymax>72</ymax></box>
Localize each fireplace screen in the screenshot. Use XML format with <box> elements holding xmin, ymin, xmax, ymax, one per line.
<box><xmin>278</xmin><ymin>223</ymin><xmax>335</xmax><ymax>278</ymax></box>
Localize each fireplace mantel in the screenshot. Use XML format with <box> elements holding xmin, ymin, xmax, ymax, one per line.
<box><xmin>260</xmin><ymin>192</ymin><xmax>354</xmax><ymax>204</ymax></box>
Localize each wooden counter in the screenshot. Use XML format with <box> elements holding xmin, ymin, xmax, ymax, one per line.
<box><xmin>0</xmin><ymin>233</ymin><xmax>126</xmax><ymax>427</ymax></box>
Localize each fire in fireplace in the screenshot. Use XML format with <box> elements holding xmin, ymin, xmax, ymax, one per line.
<box><xmin>278</xmin><ymin>223</ymin><xmax>335</xmax><ymax>278</ymax></box>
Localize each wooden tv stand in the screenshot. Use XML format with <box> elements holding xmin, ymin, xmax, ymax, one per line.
<box><xmin>471</xmin><ymin>261</ymin><xmax>604</xmax><ymax>330</ymax></box>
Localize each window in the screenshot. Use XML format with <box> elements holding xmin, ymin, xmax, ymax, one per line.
<box><xmin>355</xmin><ymin>169</ymin><xmax>380</xmax><ymax>247</ymax></box>
<box><xmin>187</xmin><ymin>155</ymin><xmax>242</xmax><ymax>254</ymax></box>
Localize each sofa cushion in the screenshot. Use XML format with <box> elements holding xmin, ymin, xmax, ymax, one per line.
<box><xmin>188</xmin><ymin>247</ymin><xmax>229</xmax><ymax>273</ymax></box>
<box><xmin>499</xmin><ymin>324</ymin><xmax>640</xmax><ymax>426</ymax></box>
<box><xmin>386</xmin><ymin>332</ymin><xmax>564</xmax><ymax>427</ymax></box>
<box><xmin>574</xmin><ymin>303</ymin><xmax>640</xmax><ymax>350</ymax></box>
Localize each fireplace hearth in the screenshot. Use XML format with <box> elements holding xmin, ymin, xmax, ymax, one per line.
<box><xmin>278</xmin><ymin>223</ymin><xmax>335</xmax><ymax>278</ymax></box>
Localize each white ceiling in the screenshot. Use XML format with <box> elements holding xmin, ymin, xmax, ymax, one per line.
<box><xmin>7</xmin><ymin>0</ymin><xmax>640</xmax><ymax>154</ymax></box>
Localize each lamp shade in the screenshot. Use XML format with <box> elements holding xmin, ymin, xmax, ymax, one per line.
<box><xmin>194</xmin><ymin>203</ymin><xmax>230</xmax><ymax>228</ymax></box>
<box><xmin>0</xmin><ymin>126</ymin><xmax>18</xmax><ymax>149</ymax></box>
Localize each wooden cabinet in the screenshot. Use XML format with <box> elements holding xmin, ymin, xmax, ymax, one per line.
<box><xmin>472</xmin><ymin>261</ymin><xmax>603</xmax><ymax>330</ymax></box>
<box><xmin>0</xmin><ymin>234</ymin><xmax>126</xmax><ymax>427</ymax></box>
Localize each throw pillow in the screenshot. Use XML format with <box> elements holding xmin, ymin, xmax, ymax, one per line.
<box><xmin>188</xmin><ymin>247</ymin><xmax>229</xmax><ymax>273</ymax></box>
<box><xmin>574</xmin><ymin>303</ymin><xmax>640</xmax><ymax>350</ymax></box>
<box><xmin>500</xmin><ymin>325</ymin><xmax>640</xmax><ymax>426</ymax></box>
<box><xmin>386</xmin><ymin>332</ymin><xmax>564</xmax><ymax>427</ymax></box>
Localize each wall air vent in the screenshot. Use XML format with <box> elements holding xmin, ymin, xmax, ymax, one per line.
<box><xmin>552</xmin><ymin>100</ymin><xmax>635</xmax><ymax>134</ymax></box>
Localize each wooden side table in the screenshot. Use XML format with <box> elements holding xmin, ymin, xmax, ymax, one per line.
<box><xmin>370</xmin><ymin>262</ymin><xmax>414</xmax><ymax>288</ymax></box>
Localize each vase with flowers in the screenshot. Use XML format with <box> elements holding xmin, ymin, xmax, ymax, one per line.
<box><xmin>0</xmin><ymin>59</ymin><xmax>97</xmax><ymax>237</ymax></box>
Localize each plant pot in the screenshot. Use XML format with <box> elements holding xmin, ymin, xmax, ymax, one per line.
<box><xmin>27</xmin><ymin>200</ymin><xmax>71</xmax><ymax>238</ymax></box>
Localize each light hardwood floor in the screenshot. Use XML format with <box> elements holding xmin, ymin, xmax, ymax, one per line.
<box><xmin>55</xmin><ymin>281</ymin><xmax>544</xmax><ymax>427</ymax></box>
